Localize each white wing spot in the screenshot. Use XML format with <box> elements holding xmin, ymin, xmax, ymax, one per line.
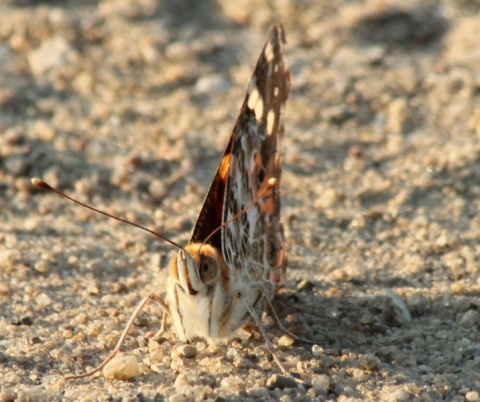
<box><xmin>264</xmin><ymin>41</ymin><xmax>274</xmax><ymax>62</ymax></box>
<box><xmin>254</xmin><ymin>97</ymin><xmax>264</xmax><ymax>120</ymax></box>
<box><xmin>274</xmin><ymin>63</ymin><xmax>279</xmax><ymax>73</ymax></box>
<box><xmin>274</xmin><ymin>86</ymin><xmax>279</xmax><ymax>97</ymax></box>
<box><xmin>247</xmin><ymin>87</ymin><xmax>260</xmax><ymax>111</ymax></box>
<box><xmin>267</xmin><ymin>109</ymin><xmax>275</xmax><ymax>135</ymax></box>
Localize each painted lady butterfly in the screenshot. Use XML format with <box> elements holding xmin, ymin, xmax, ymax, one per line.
<box><xmin>168</xmin><ymin>23</ymin><xmax>290</xmax><ymax>344</ymax></box>
<box><xmin>35</xmin><ymin>23</ymin><xmax>293</xmax><ymax>379</ymax></box>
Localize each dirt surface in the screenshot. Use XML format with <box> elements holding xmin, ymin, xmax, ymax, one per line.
<box><xmin>1</xmin><ymin>0</ymin><xmax>480</xmax><ymax>401</ymax></box>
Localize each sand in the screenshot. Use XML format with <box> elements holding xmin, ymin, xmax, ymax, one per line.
<box><xmin>1</xmin><ymin>0</ymin><xmax>480</xmax><ymax>401</ymax></box>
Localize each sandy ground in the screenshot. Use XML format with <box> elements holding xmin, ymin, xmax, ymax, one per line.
<box><xmin>1</xmin><ymin>0</ymin><xmax>480</xmax><ymax>401</ymax></box>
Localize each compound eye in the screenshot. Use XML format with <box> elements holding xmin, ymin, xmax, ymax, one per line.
<box><xmin>199</xmin><ymin>255</ymin><xmax>219</xmax><ymax>284</ymax></box>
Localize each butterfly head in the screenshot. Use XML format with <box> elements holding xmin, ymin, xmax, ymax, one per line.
<box><xmin>167</xmin><ymin>244</ymin><xmax>231</xmax><ymax>341</ymax></box>
<box><xmin>168</xmin><ymin>244</ymin><xmax>228</xmax><ymax>295</ymax></box>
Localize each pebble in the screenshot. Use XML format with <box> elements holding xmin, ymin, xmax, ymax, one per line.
<box><xmin>194</xmin><ymin>74</ymin><xmax>230</xmax><ymax>94</ymax></box>
<box><xmin>0</xmin><ymin>249</ymin><xmax>21</xmax><ymax>266</ymax></box>
<box><xmin>314</xmin><ymin>187</ymin><xmax>339</xmax><ymax>209</ymax></box>
<box><xmin>359</xmin><ymin>354</ymin><xmax>381</xmax><ymax>371</ymax></box>
<box><xmin>311</xmin><ymin>374</ymin><xmax>330</xmax><ymax>391</ymax></box>
<box><xmin>27</xmin><ymin>36</ymin><xmax>77</xmax><ymax>76</ymax></box>
<box><xmin>459</xmin><ymin>310</ymin><xmax>479</xmax><ymax>328</ymax></box>
<box><xmin>16</xmin><ymin>386</ymin><xmax>46</xmax><ymax>402</ymax></box>
<box><xmin>312</xmin><ymin>344</ymin><xmax>325</xmax><ymax>357</ymax></box>
<box><xmin>0</xmin><ymin>282</ymin><xmax>10</xmax><ymax>296</ymax></box>
<box><xmin>278</xmin><ymin>334</ymin><xmax>295</xmax><ymax>347</ymax></box>
<box><xmin>220</xmin><ymin>375</ymin><xmax>243</xmax><ymax>390</ymax></box>
<box><xmin>20</xmin><ymin>316</ymin><xmax>33</xmax><ymax>326</ymax></box>
<box><xmin>148</xmin><ymin>179</ymin><xmax>168</xmax><ymax>201</ymax></box>
<box><xmin>34</xmin><ymin>259</ymin><xmax>51</xmax><ymax>274</ymax></box>
<box><xmin>391</xmin><ymin>389</ymin><xmax>412</xmax><ymax>402</ymax></box>
<box><xmin>169</xmin><ymin>394</ymin><xmax>189</xmax><ymax>402</ymax></box>
<box><xmin>177</xmin><ymin>344</ymin><xmax>196</xmax><ymax>359</ymax></box>
<box><xmin>266</xmin><ymin>374</ymin><xmax>298</xmax><ymax>390</ymax></box>
<box><xmin>246</xmin><ymin>387</ymin><xmax>270</xmax><ymax>398</ymax></box>
<box><xmin>383</xmin><ymin>290</ymin><xmax>412</xmax><ymax>325</ymax></box>
<box><xmin>103</xmin><ymin>355</ymin><xmax>141</xmax><ymax>380</ymax></box>
<box><xmin>35</xmin><ymin>293</ymin><xmax>52</xmax><ymax>308</ymax></box>
<box><xmin>467</xmin><ymin>391</ymin><xmax>479</xmax><ymax>401</ymax></box>
<box><xmin>62</xmin><ymin>329</ymin><xmax>73</xmax><ymax>339</ymax></box>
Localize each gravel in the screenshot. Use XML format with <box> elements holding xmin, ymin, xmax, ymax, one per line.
<box><xmin>1</xmin><ymin>0</ymin><xmax>480</xmax><ymax>401</ymax></box>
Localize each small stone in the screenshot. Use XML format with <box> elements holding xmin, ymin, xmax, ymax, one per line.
<box><xmin>391</xmin><ymin>389</ymin><xmax>412</xmax><ymax>402</ymax></box>
<box><xmin>297</xmin><ymin>279</ymin><xmax>315</xmax><ymax>291</ymax></box>
<box><xmin>113</xmin><ymin>282</ymin><xmax>128</xmax><ymax>293</ymax></box>
<box><xmin>87</xmin><ymin>325</ymin><xmax>100</xmax><ymax>337</ymax></box>
<box><xmin>0</xmin><ymin>282</ymin><xmax>11</xmax><ymax>296</ymax></box>
<box><xmin>266</xmin><ymin>374</ymin><xmax>297</xmax><ymax>390</ymax></box>
<box><xmin>311</xmin><ymin>374</ymin><xmax>330</xmax><ymax>391</ymax></box>
<box><xmin>16</xmin><ymin>386</ymin><xmax>46</xmax><ymax>402</ymax></box>
<box><xmin>195</xmin><ymin>74</ymin><xmax>229</xmax><ymax>94</ymax></box>
<box><xmin>0</xmin><ymin>249</ymin><xmax>21</xmax><ymax>266</ymax></box>
<box><xmin>278</xmin><ymin>334</ymin><xmax>294</xmax><ymax>347</ymax></box>
<box><xmin>177</xmin><ymin>344</ymin><xmax>196</xmax><ymax>359</ymax></box>
<box><xmin>0</xmin><ymin>390</ymin><xmax>15</xmax><ymax>401</ymax></box>
<box><xmin>174</xmin><ymin>373</ymin><xmax>189</xmax><ymax>387</ymax></box>
<box><xmin>192</xmin><ymin>385</ymin><xmax>207</xmax><ymax>401</ymax></box>
<box><xmin>62</xmin><ymin>329</ymin><xmax>73</xmax><ymax>339</ymax></box>
<box><xmin>383</xmin><ymin>290</ymin><xmax>412</xmax><ymax>325</ymax></box>
<box><xmin>312</xmin><ymin>344</ymin><xmax>325</xmax><ymax>357</ymax></box>
<box><xmin>246</xmin><ymin>387</ymin><xmax>269</xmax><ymax>398</ymax></box>
<box><xmin>169</xmin><ymin>394</ymin><xmax>189</xmax><ymax>402</ymax></box>
<box><xmin>453</xmin><ymin>297</ymin><xmax>472</xmax><ymax>313</ymax></box>
<box><xmin>314</xmin><ymin>188</ymin><xmax>339</xmax><ymax>210</ymax></box>
<box><xmin>34</xmin><ymin>260</ymin><xmax>51</xmax><ymax>274</ymax></box>
<box><xmin>148</xmin><ymin>179</ymin><xmax>168</xmax><ymax>200</ymax></box>
<box><xmin>359</xmin><ymin>354</ymin><xmax>380</xmax><ymax>371</ymax></box>
<box><xmin>165</xmin><ymin>41</ymin><xmax>190</xmax><ymax>61</ymax></box>
<box><xmin>103</xmin><ymin>355</ymin><xmax>141</xmax><ymax>380</ymax></box>
<box><xmin>75</xmin><ymin>313</ymin><xmax>88</xmax><ymax>324</ymax></box>
<box><xmin>220</xmin><ymin>375</ymin><xmax>243</xmax><ymax>390</ymax></box>
<box><xmin>466</xmin><ymin>391</ymin><xmax>479</xmax><ymax>401</ymax></box>
<box><xmin>459</xmin><ymin>310</ymin><xmax>480</xmax><ymax>328</ymax></box>
<box><xmin>35</xmin><ymin>293</ymin><xmax>52</xmax><ymax>308</ymax></box>
<box><xmin>28</xmin><ymin>36</ymin><xmax>78</xmax><ymax>76</ymax></box>
<box><xmin>20</xmin><ymin>317</ymin><xmax>33</xmax><ymax>326</ymax></box>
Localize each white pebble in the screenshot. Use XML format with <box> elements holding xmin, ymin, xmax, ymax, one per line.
<box><xmin>103</xmin><ymin>355</ymin><xmax>141</xmax><ymax>380</ymax></box>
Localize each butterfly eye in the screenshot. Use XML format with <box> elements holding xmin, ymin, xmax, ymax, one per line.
<box><xmin>199</xmin><ymin>255</ymin><xmax>219</xmax><ymax>284</ymax></box>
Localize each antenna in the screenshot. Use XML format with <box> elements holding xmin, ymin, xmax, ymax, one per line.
<box><xmin>31</xmin><ymin>178</ymin><xmax>184</xmax><ymax>251</ymax></box>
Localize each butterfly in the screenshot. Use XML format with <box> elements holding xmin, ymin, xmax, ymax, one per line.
<box><xmin>167</xmin><ymin>23</ymin><xmax>290</xmax><ymax>344</ymax></box>
<box><xmin>35</xmin><ymin>23</ymin><xmax>294</xmax><ymax>380</ymax></box>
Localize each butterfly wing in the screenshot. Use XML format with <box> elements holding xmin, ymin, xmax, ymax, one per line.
<box><xmin>221</xmin><ymin>24</ymin><xmax>290</xmax><ymax>289</ymax></box>
<box><xmin>190</xmin><ymin>24</ymin><xmax>289</xmax><ymax>294</ymax></box>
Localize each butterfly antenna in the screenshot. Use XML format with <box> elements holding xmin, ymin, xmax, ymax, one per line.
<box><xmin>31</xmin><ymin>178</ymin><xmax>185</xmax><ymax>251</ymax></box>
<box><xmin>202</xmin><ymin>177</ymin><xmax>277</xmax><ymax>246</ymax></box>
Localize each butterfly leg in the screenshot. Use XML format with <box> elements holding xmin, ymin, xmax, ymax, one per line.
<box><xmin>154</xmin><ymin>307</ymin><xmax>169</xmax><ymax>337</ymax></box>
<box><xmin>239</xmin><ymin>293</ymin><xmax>303</xmax><ymax>384</ymax></box>
<box><xmin>65</xmin><ymin>292</ymin><xmax>169</xmax><ymax>380</ymax></box>
<box><xmin>263</xmin><ymin>292</ymin><xmax>318</xmax><ymax>345</ymax></box>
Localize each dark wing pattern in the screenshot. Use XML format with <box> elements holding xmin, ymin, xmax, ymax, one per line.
<box><xmin>221</xmin><ymin>24</ymin><xmax>290</xmax><ymax>290</ymax></box>
<box><xmin>189</xmin><ymin>24</ymin><xmax>289</xmax><ymax>295</ymax></box>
